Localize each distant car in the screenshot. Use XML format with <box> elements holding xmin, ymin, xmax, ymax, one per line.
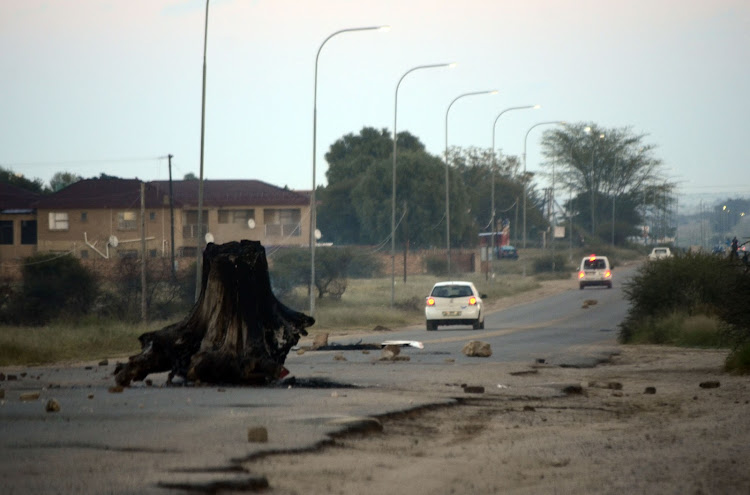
<box><xmin>425</xmin><ymin>281</ymin><xmax>486</xmax><ymax>331</ymax></box>
<box><xmin>648</xmin><ymin>247</ymin><xmax>673</xmax><ymax>261</ymax></box>
<box><xmin>578</xmin><ymin>254</ymin><xmax>612</xmax><ymax>289</ymax></box>
<box><xmin>499</xmin><ymin>245</ymin><xmax>519</xmax><ymax>259</ymax></box>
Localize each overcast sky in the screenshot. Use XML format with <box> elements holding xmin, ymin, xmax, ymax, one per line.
<box><xmin>1</xmin><ymin>0</ymin><xmax>748</xmax><ymax>202</ymax></box>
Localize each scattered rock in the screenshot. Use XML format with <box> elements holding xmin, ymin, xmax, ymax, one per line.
<box><xmin>463</xmin><ymin>385</ymin><xmax>485</xmax><ymax>394</ymax></box>
<box><xmin>333</xmin><ymin>353</ymin><xmax>347</xmax><ymax>361</ymax></box>
<box><xmin>247</xmin><ymin>426</ymin><xmax>269</xmax><ymax>443</ymax></box>
<box><xmin>644</xmin><ymin>386</ymin><xmax>657</xmax><ymax>394</ymax></box>
<box><xmin>699</xmin><ymin>381</ymin><xmax>720</xmax><ymax>389</ymax></box>
<box><xmin>550</xmin><ymin>458</ymin><xmax>571</xmax><ymax>468</ymax></box>
<box><xmin>372</xmin><ymin>325</ymin><xmax>390</xmax><ymax>332</ymax></box>
<box><xmin>88</xmin><ymin>394</ymin><xmax>94</xmax><ymax>399</ymax></box>
<box><xmin>20</xmin><ymin>392</ymin><xmax>40</xmax><ymax>401</ymax></box>
<box><xmin>584</xmin><ymin>299</ymin><xmax>598</xmax><ymax>306</ymax></box>
<box><xmin>108</xmin><ymin>385</ymin><xmax>124</xmax><ymax>393</ymax></box>
<box><xmin>85</xmin><ymin>366</ymin><xmax>94</xmax><ymax>370</ymax></box>
<box><xmin>312</xmin><ymin>333</ymin><xmax>329</xmax><ymax>350</ymax></box>
<box><xmin>145</xmin><ymin>379</ymin><xmax>153</xmax><ymax>387</ymax></box>
<box><xmin>444</xmin><ymin>358</ymin><xmax>455</xmax><ymax>363</ymax></box>
<box><xmin>462</xmin><ymin>341</ymin><xmax>492</xmax><ymax>357</ymax></box>
<box><xmin>607</xmin><ymin>382</ymin><xmax>623</xmax><ymax>390</ymax></box>
<box><xmin>392</xmin><ymin>355</ymin><xmax>411</xmax><ymax>362</ymax></box>
<box><xmin>510</xmin><ymin>370</ymin><xmax>539</xmax><ymax>376</ymax></box>
<box><xmin>296</xmin><ymin>348</ymin><xmax>306</xmax><ymax>355</ymax></box>
<box><xmin>20</xmin><ymin>372</ymin><xmax>27</xmax><ymax>378</ymax></box>
<box><xmin>536</xmin><ymin>358</ymin><xmax>546</xmax><ymax>364</ymax></box>
<box><xmin>612</xmin><ymin>391</ymin><xmax>624</xmax><ymax>397</ymax></box>
<box><xmin>45</xmin><ymin>399</ymin><xmax>61</xmax><ymax>413</ymax></box>
<box><xmin>382</xmin><ymin>344</ymin><xmax>401</xmax><ymax>357</ymax></box>
<box><xmin>98</xmin><ymin>359</ymin><xmax>109</xmax><ymax>366</ymax></box>
<box><xmin>7</xmin><ymin>374</ymin><xmax>17</xmax><ymax>381</ymax></box>
<box><xmin>523</xmin><ymin>405</ymin><xmax>536</xmax><ymax>412</ymax></box>
<box><xmin>562</xmin><ymin>385</ymin><xmax>584</xmax><ymax>395</ymax></box>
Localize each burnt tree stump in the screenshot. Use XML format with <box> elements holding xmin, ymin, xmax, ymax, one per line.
<box><xmin>114</xmin><ymin>240</ymin><xmax>314</xmax><ymax>386</ymax></box>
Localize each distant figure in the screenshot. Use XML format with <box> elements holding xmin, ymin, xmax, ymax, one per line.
<box><xmin>730</xmin><ymin>237</ymin><xmax>738</xmax><ymax>260</ymax></box>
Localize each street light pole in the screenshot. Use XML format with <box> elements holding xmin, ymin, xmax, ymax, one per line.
<box><xmin>444</xmin><ymin>89</ymin><xmax>498</xmax><ymax>273</ymax></box>
<box><xmin>194</xmin><ymin>0</ymin><xmax>210</xmax><ymax>302</ymax></box>
<box><xmin>490</xmin><ymin>105</ymin><xmax>539</xmax><ymax>275</ymax></box>
<box><xmin>310</xmin><ymin>25</ymin><xmax>389</xmax><ymax>316</ymax></box>
<box><xmin>522</xmin><ymin>121</ymin><xmax>564</xmax><ymax>249</ymax></box>
<box><xmin>391</xmin><ymin>63</ymin><xmax>454</xmax><ymax>307</ymax></box>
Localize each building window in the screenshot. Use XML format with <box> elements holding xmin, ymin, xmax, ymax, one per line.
<box><xmin>263</xmin><ymin>208</ymin><xmax>301</xmax><ymax>237</ymax></box>
<box><xmin>0</xmin><ymin>221</ymin><xmax>12</xmax><ymax>245</ymax></box>
<box><xmin>80</xmin><ymin>249</ymin><xmax>89</xmax><ymax>259</ymax></box>
<box><xmin>218</xmin><ymin>209</ymin><xmax>255</xmax><ymax>225</ymax></box>
<box><xmin>149</xmin><ymin>249</ymin><xmax>157</xmax><ymax>258</ymax></box>
<box><xmin>117</xmin><ymin>211</ymin><xmax>138</xmax><ymax>231</ymax></box>
<box><xmin>21</xmin><ymin>220</ymin><xmax>37</xmax><ymax>245</ymax></box>
<box><xmin>149</xmin><ymin>211</ymin><xmax>156</xmax><ymax>221</ymax></box>
<box><xmin>183</xmin><ymin>210</ymin><xmax>208</xmax><ymax>239</ymax></box>
<box><xmin>81</xmin><ymin>212</ymin><xmax>88</xmax><ymax>223</ymax></box>
<box><xmin>48</xmin><ymin>212</ymin><xmax>69</xmax><ymax>231</ymax></box>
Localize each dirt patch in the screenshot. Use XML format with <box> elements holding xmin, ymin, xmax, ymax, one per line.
<box><xmin>245</xmin><ymin>346</ymin><xmax>750</xmax><ymax>494</ymax></box>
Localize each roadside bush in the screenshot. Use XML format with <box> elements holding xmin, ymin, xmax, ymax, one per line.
<box><xmin>269</xmin><ymin>246</ymin><xmax>355</xmax><ymax>300</ymax></box>
<box><xmin>7</xmin><ymin>253</ymin><xmax>98</xmax><ymax>325</ymax></box>
<box><xmin>348</xmin><ymin>249</ymin><xmax>383</xmax><ymax>278</ymax></box>
<box><xmin>725</xmin><ymin>342</ymin><xmax>750</xmax><ymax>374</ymax></box>
<box><xmin>619</xmin><ymin>252</ymin><xmax>735</xmax><ymax>343</ymax></box>
<box><xmin>424</xmin><ymin>255</ymin><xmax>448</xmax><ymax>276</ymax></box>
<box><xmin>532</xmin><ymin>254</ymin><xmax>570</xmax><ymax>274</ymax></box>
<box><xmin>626</xmin><ymin>312</ymin><xmax>725</xmax><ymax>347</ymax></box>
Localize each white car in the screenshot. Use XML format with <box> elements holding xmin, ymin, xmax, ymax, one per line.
<box><xmin>648</xmin><ymin>247</ymin><xmax>673</xmax><ymax>261</ymax></box>
<box><xmin>425</xmin><ymin>281</ymin><xmax>486</xmax><ymax>331</ymax></box>
<box><xmin>578</xmin><ymin>255</ymin><xmax>612</xmax><ymax>289</ymax></box>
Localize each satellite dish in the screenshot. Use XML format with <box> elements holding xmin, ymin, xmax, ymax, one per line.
<box><xmin>314</xmin><ymin>229</ymin><xmax>322</xmax><ymax>240</ymax></box>
<box><xmin>108</xmin><ymin>235</ymin><xmax>119</xmax><ymax>248</ymax></box>
<box><xmin>205</xmin><ymin>233</ymin><xmax>214</xmax><ymax>243</ymax></box>
<box><xmin>247</xmin><ymin>218</ymin><xmax>256</xmax><ymax>229</ymax></box>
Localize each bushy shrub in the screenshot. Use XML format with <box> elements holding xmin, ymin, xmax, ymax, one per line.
<box><xmin>269</xmin><ymin>246</ymin><xmax>355</xmax><ymax>300</ymax></box>
<box><xmin>424</xmin><ymin>255</ymin><xmax>448</xmax><ymax>276</ymax></box>
<box><xmin>619</xmin><ymin>253</ymin><xmax>734</xmax><ymax>343</ymax></box>
<box><xmin>8</xmin><ymin>253</ymin><xmax>98</xmax><ymax>325</ymax></box>
<box><xmin>348</xmin><ymin>249</ymin><xmax>384</xmax><ymax>278</ymax></box>
<box><xmin>532</xmin><ymin>254</ymin><xmax>570</xmax><ymax>274</ymax></box>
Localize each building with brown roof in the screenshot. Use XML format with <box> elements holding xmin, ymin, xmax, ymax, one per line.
<box><xmin>0</xmin><ymin>182</ymin><xmax>40</xmax><ymax>260</ymax></box>
<box><xmin>2</xmin><ymin>178</ymin><xmax>310</xmax><ymax>263</ymax></box>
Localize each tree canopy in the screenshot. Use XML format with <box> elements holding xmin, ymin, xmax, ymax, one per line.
<box><xmin>0</xmin><ymin>167</ymin><xmax>46</xmax><ymax>194</ymax></box>
<box><xmin>50</xmin><ymin>171</ymin><xmax>82</xmax><ymax>192</ymax></box>
<box><xmin>540</xmin><ymin>122</ymin><xmax>674</xmax><ymax>241</ymax></box>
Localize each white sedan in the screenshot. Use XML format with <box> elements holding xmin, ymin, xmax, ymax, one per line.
<box><xmin>425</xmin><ymin>281</ymin><xmax>486</xmax><ymax>331</ymax></box>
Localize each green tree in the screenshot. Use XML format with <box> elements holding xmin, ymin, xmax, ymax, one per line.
<box><xmin>183</xmin><ymin>172</ymin><xmax>198</xmax><ymax>181</ymax></box>
<box><xmin>49</xmin><ymin>171</ymin><xmax>82</xmax><ymax>191</ymax></box>
<box><xmin>0</xmin><ymin>166</ymin><xmax>46</xmax><ymax>193</ymax></box>
<box><xmin>540</xmin><ymin>122</ymin><xmax>673</xmax><ymax>241</ymax></box>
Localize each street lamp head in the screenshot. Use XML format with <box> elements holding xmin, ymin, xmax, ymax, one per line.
<box><xmin>490</xmin><ymin>90</ymin><xmax>499</xmax><ymax>95</ymax></box>
<box><xmin>377</xmin><ymin>25</ymin><xmax>392</xmax><ymax>32</ymax></box>
<box><xmin>533</xmin><ymin>104</ymin><xmax>542</xmax><ymax>109</ymax></box>
<box><xmin>448</xmin><ymin>62</ymin><xmax>458</xmax><ymax>69</ymax></box>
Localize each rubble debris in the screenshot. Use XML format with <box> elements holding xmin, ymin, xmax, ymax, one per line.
<box><xmin>644</xmin><ymin>387</ymin><xmax>656</xmax><ymax>394</ymax></box>
<box><xmin>19</xmin><ymin>392</ymin><xmax>40</xmax><ymax>401</ymax></box>
<box><xmin>247</xmin><ymin>426</ymin><xmax>269</xmax><ymax>443</ymax></box>
<box><xmin>311</xmin><ymin>333</ymin><xmax>329</xmax><ymax>350</ymax></box>
<box><xmin>462</xmin><ymin>341</ymin><xmax>492</xmax><ymax>357</ymax></box>
<box><xmin>45</xmin><ymin>399</ymin><xmax>61</xmax><ymax>412</ymax></box>
<box><xmin>372</xmin><ymin>325</ymin><xmax>390</xmax><ymax>331</ymax></box>
<box><xmin>108</xmin><ymin>385</ymin><xmax>124</xmax><ymax>394</ymax></box>
<box><xmin>381</xmin><ymin>340</ymin><xmax>424</xmax><ymax>349</ymax></box>
<box><xmin>699</xmin><ymin>381</ymin><xmax>720</xmax><ymax>389</ymax></box>
<box><xmin>98</xmin><ymin>359</ymin><xmax>109</xmax><ymax>366</ymax></box>
<box><xmin>462</xmin><ymin>385</ymin><xmax>485</xmax><ymax>394</ymax></box>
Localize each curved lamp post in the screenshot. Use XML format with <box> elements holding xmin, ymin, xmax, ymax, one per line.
<box><xmin>522</xmin><ymin>121</ymin><xmax>564</xmax><ymax>249</ymax></box>
<box><xmin>444</xmin><ymin>90</ymin><xmax>498</xmax><ymax>273</ymax></box>
<box><xmin>490</xmin><ymin>104</ymin><xmax>539</xmax><ymax>270</ymax></box>
<box><xmin>391</xmin><ymin>63</ymin><xmax>455</xmax><ymax>307</ymax></box>
<box><xmin>309</xmin><ymin>25</ymin><xmax>389</xmax><ymax>316</ymax></box>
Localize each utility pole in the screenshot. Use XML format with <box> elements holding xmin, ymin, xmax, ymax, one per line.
<box><xmin>168</xmin><ymin>154</ymin><xmax>176</xmax><ymax>282</ymax></box>
<box><xmin>140</xmin><ymin>182</ymin><xmax>147</xmax><ymax>321</ymax></box>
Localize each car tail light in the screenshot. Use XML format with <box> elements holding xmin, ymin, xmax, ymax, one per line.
<box><xmin>578</xmin><ymin>271</ymin><xmax>585</xmax><ymax>279</ymax></box>
<box><xmin>468</xmin><ymin>296</ymin><xmax>477</xmax><ymax>305</ymax></box>
<box><xmin>426</xmin><ymin>297</ymin><xmax>435</xmax><ymax>307</ymax></box>
<box><xmin>604</xmin><ymin>270</ymin><xmax>611</xmax><ymax>278</ymax></box>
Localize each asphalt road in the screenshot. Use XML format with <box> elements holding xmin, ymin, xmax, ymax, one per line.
<box><xmin>0</xmin><ymin>267</ymin><xmax>634</xmax><ymax>494</ymax></box>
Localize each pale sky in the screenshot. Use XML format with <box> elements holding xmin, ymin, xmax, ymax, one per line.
<box><xmin>1</xmin><ymin>0</ymin><xmax>748</xmax><ymax>203</ymax></box>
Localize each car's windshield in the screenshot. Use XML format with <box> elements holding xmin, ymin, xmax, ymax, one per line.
<box><xmin>583</xmin><ymin>259</ymin><xmax>606</xmax><ymax>270</ymax></box>
<box><xmin>431</xmin><ymin>285</ymin><xmax>473</xmax><ymax>298</ymax></box>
